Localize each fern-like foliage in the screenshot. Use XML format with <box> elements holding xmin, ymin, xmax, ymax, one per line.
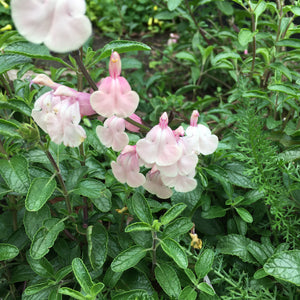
<box><xmin>234</xmin><ymin>104</ymin><xmax>299</xmax><ymax>247</ymax></box>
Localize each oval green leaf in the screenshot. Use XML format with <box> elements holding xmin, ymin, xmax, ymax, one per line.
<box><xmin>264</xmin><ymin>250</ymin><xmax>300</xmax><ymax>286</ymax></box>
<box><xmin>25</xmin><ymin>177</ymin><xmax>57</xmax><ymax>211</ymax></box>
<box><xmin>111</xmin><ymin>245</ymin><xmax>147</xmax><ymax>272</ymax></box>
<box><xmin>99</xmin><ymin>40</ymin><xmax>151</xmax><ymax>60</ymax></box>
<box><xmin>160</xmin><ymin>203</ymin><xmax>187</xmax><ymax>225</ymax></box>
<box><xmin>72</xmin><ymin>258</ymin><xmax>94</xmax><ymax>294</ymax></box>
<box><xmin>0</xmin><ymin>243</ymin><xmax>19</xmax><ymax>260</ymax></box>
<box><xmin>161</xmin><ymin>238</ymin><xmax>188</xmax><ymax>269</ymax></box>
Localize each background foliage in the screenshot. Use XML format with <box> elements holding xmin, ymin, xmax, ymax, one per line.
<box><xmin>0</xmin><ymin>0</ymin><xmax>300</xmax><ymax>299</ymax></box>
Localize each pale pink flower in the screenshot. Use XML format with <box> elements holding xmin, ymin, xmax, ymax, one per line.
<box><xmin>46</xmin><ymin>99</ymin><xmax>86</xmax><ymax>147</ymax></box>
<box><xmin>158</xmin><ymin>126</ymin><xmax>198</xmax><ymax>178</ymax></box>
<box><xmin>136</xmin><ymin>112</ymin><xmax>182</xmax><ymax>167</ymax></box>
<box><xmin>96</xmin><ymin>116</ymin><xmax>129</xmax><ymax>151</ymax></box>
<box><xmin>111</xmin><ymin>145</ymin><xmax>145</xmax><ymax>188</ymax></box>
<box><xmin>167</xmin><ymin>33</ymin><xmax>180</xmax><ymax>46</ymax></box>
<box><xmin>31</xmin><ymin>75</ymin><xmax>90</xmax><ymax>147</ymax></box>
<box><xmin>31</xmin><ymin>91</ymin><xmax>61</xmax><ymax>133</ymax></box>
<box><xmin>185</xmin><ymin>110</ymin><xmax>218</xmax><ymax>155</ymax></box>
<box><xmin>32</xmin><ymin>74</ymin><xmax>95</xmax><ymax>116</ymax></box>
<box><xmin>90</xmin><ymin>51</ymin><xmax>139</xmax><ymax>118</ymax></box>
<box><xmin>143</xmin><ymin>167</ymin><xmax>173</xmax><ymax>199</ymax></box>
<box><xmin>161</xmin><ymin>172</ymin><xmax>197</xmax><ymax>193</ymax></box>
<box><xmin>11</xmin><ymin>0</ymin><xmax>92</xmax><ymax>53</ymax></box>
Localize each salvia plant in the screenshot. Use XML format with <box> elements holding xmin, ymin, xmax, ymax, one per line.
<box><xmin>0</xmin><ymin>0</ymin><xmax>299</xmax><ymax>299</ymax></box>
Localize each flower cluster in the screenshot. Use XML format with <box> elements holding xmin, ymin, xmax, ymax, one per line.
<box><xmin>31</xmin><ymin>75</ymin><xmax>94</xmax><ymax>147</ymax></box>
<box><xmin>110</xmin><ymin>111</ymin><xmax>218</xmax><ymax>198</ymax></box>
<box><xmin>17</xmin><ymin>1</ymin><xmax>219</xmax><ymax>198</ymax></box>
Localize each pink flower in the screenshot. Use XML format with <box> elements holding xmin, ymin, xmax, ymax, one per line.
<box><xmin>111</xmin><ymin>145</ymin><xmax>145</xmax><ymax>188</ymax></box>
<box><xmin>125</xmin><ymin>114</ymin><xmax>142</xmax><ymax>133</ymax></box>
<box><xmin>96</xmin><ymin>116</ymin><xmax>129</xmax><ymax>151</ymax></box>
<box><xmin>31</xmin><ymin>75</ymin><xmax>89</xmax><ymax>147</ymax></box>
<box><xmin>11</xmin><ymin>0</ymin><xmax>92</xmax><ymax>53</ymax></box>
<box><xmin>158</xmin><ymin>126</ymin><xmax>198</xmax><ymax>178</ymax></box>
<box><xmin>32</xmin><ymin>74</ymin><xmax>95</xmax><ymax>117</ymax></box>
<box><xmin>161</xmin><ymin>172</ymin><xmax>197</xmax><ymax>193</ymax></box>
<box><xmin>136</xmin><ymin>112</ymin><xmax>182</xmax><ymax>167</ymax></box>
<box><xmin>90</xmin><ymin>51</ymin><xmax>139</xmax><ymax>118</ymax></box>
<box><xmin>46</xmin><ymin>99</ymin><xmax>86</xmax><ymax>147</ymax></box>
<box><xmin>185</xmin><ymin>110</ymin><xmax>219</xmax><ymax>155</ymax></box>
<box><xmin>143</xmin><ymin>167</ymin><xmax>172</xmax><ymax>199</ymax></box>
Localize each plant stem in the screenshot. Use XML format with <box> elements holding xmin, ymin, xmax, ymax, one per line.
<box><xmin>72</xmin><ymin>50</ymin><xmax>98</xmax><ymax>91</ymax></box>
<box><xmin>250</xmin><ymin>13</ymin><xmax>256</xmax><ymax>79</ymax></box>
<box><xmin>79</xmin><ymin>143</ymin><xmax>89</xmax><ymax>228</ymax></box>
<box><xmin>184</xmin><ymin>0</ymin><xmax>216</xmax><ymax>45</ymax></box>
<box><xmin>151</xmin><ymin>231</ymin><xmax>157</xmax><ymax>273</ymax></box>
<box><xmin>42</xmin><ymin>144</ymin><xmax>72</xmax><ymax>215</ymax></box>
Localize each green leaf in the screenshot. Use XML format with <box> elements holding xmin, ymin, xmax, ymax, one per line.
<box><xmin>155</xmin><ymin>264</ymin><xmax>181</xmax><ymax>298</ymax></box>
<box><xmin>198</xmin><ymin>282</ymin><xmax>215</xmax><ymax>295</ymax></box>
<box><xmin>184</xmin><ymin>269</ymin><xmax>197</xmax><ymax>284</ymax></box>
<box><xmin>160</xmin><ymin>203</ymin><xmax>187</xmax><ymax>225</ymax></box>
<box><xmin>4</xmin><ymin>42</ymin><xmax>67</xmax><ymax>65</ymax></box>
<box><xmin>0</xmin><ymin>54</ymin><xmax>31</xmax><ymax>74</ymax></box>
<box><xmin>163</xmin><ymin>217</ymin><xmax>194</xmax><ymax>238</ymax></box>
<box><xmin>25</xmin><ymin>281</ymin><xmax>56</xmax><ymax>296</ymax></box>
<box><xmin>268</xmin><ymin>84</ymin><xmax>297</xmax><ymax>96</ymax></box>
<box><xmin>254</xmin><ymin>1</ymin><xmax>267</xmax><ymax>19</ymax></box>
<box><xmin>224</xmin><ymin>163</ymin><xmax>256</xmax><ymax>189</ymax></box>
<box><xmin>278</xmin><ymin>149</ymin><xmax>300</xmax><ymax>162</ymax></box>
<box><xmin>195</xmin><ymin>249</ymin><xmax>214</xmax><ymax>279</ymax></box>
<box><xmin>213</xmin><ymin>52</ymin><xmax>241</xmax><ymax>65</ymax></box>
<box><xmin>54</xmin><ymin>265</ymin><xmax>72</xmax><ymax>282</ymax></box>
<box><xmin>0</xmin><ymin>99</ymin><xmax>32</xmax><ymax>116</ymax></box>
<box><xmin>24</xmin><ymin>205</ymin><xmax>51</xmax><ymax>240</ymax></box>
<box><xmin>201</xmin><ymin>206</ymin><xmax>227</xmax><ymax>219</ymax></box>
<box><xmin>125</xmin><ymin>222</ymin><xmax>152</xmax><ymax>232</ymax></box>
<box><xmin>58</xmin><ymin>287</ymin><xmax>86</xmax><ymax>300</ymax></box>
<box><xmin>254</xmin><ymin>268</ymin><xmax>268</xmax><ymax>279</ymax></box>
<box><xmin>30</xmin><ymin>218</ymin><xmax>65</xmax><ymax>259</ymax></box>
<box><xmin>276</xmin><ymin>38</ymin><xmax>300</xmax><ymax>48</ymax></box>
<box><xmin>167</xmin><ymin>0</ymin><xmax>182</xmax><ymax>11</ymax></box>
<box><xmin>112</xmin><ymin>289</ymin><xmax>149</xmax><ymax>300</ymax></box>
<box><xmin>264</xmin><ymin>250</ymin><xmax>300</xmax><ymax>286</ymax></box>
<box><xmin>26</xmin><ymin>253</ymin><xmax>54</xmax><ymax>278</ymax></box>
<box><xmin>0</xmin><ymin>243</ymin><xmax>19</xmax><ymax>260</ymax></box>
<box><xmin>72</xmin><ymin>258</ymin><xmax>94</xmax><ymax>294</ymax></box>
<box><xmin>291</xmin><ymin>6</ymin><xmax>300</xmax><ymax>16</ymax></box>
<box><xmin>131</xmin><ymin>192</ymin><xmax>153</xmax><ymax>225</ymax></box>
<box><xmin>160</xmin><ymin>238</ymin><xmax>188</xmax><ymax>269</ymax></box>
<box><xmin>179</xmin><ymin>286</ymin><xmax>197</xmax><ymax>300</ymax></box>
<box><xmin>269</xmin><ymin>62</ymin><xmax>292</xmax><ymax>81</ymax></box>
<box><xmin>103</xmin><ymin>266</ymin><xmax>123</xmax><ymax>289</ymax></box>
<box><xmin>0</xmin><ymin>119</ymin><xmax>22</xmax><ymax>139</ymax></box>
<box><xmin>99</xmin><ymin>40</ymin><xmax>151</xmax><ymax>60</ymax></box>
<box><xmin>90</xmin><ymin>282</ymin><xmax>104</xmax><ymax>296</ymax></box>
<box><xmin>25</xmin><ymin>177</ymin><xmax>56</xmax><ymax>211</ymax></box>
<box><xmin>0</xmin><ymin>155</ymin><xmax>30</xmax><ymax>194</ymax></box>
<box><xmin>235</xmin><ymin>207</ymin><xmax>253</xmax><ymax>223</ymax></box>
<box><xmin>87</xmin><ymin>223</ymin><xmax>108</xmax><ymax>269</ymax></box>
<box><xmin>216</xmin><ymin>1</ymin><xmax>234</xmax><ymax>15</ymax></box>
<box><xmin>111</xmin><ymin>245</ymin><xmax>147</xmax><ymax>272</ymax></box>
<box><xmin>217</xmin><ymin>234</ymin><xmax>257</xmax><ymax>264</ymax></box>
<box><xmin>74</xmin><ymin>178</ymin><xmax>106</xmax><ymax>198</ymax></box>
<box><xmin>175</xmin><ymin>51</ymin><xmax>197</xmax><ymax>64</ymax></box>
<box><xmin>91</xmin><ymin>189</ymin><xmax>112</xmax><ymax>212</ymax></box>
<box><xmin>238</xmin><ymin>28</ymin><xmax>255</xmax><ymax>46</ymax></box>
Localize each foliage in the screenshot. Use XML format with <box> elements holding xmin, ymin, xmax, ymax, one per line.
<box><xmin>0</xmin><ymin>0</ymin><xmax>300</xmax><ymax>299</ymax></box>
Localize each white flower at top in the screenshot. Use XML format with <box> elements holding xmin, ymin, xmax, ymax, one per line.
<box><xmin>11</xmin><ymin>0</ymin><xmax>92</xmax><ymax>53</ymax></box>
